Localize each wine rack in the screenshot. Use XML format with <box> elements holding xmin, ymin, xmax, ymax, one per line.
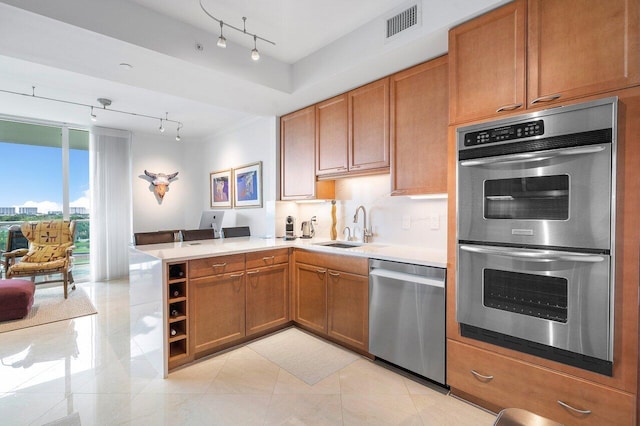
<box><xmin>167</xmin><ymin>262</ymin><xmax>189</xmax><ymax>368</ymax></box>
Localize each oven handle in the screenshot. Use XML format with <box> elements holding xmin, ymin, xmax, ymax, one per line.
<box><xmin>459</xmin><ymin>245</ymin><xmax>606</xmax><ymax>263</ymax></box>
<box><xmin>459</xmin><ymin>145</ymin><xmax>606</xmax><ymax>167</ymax></box>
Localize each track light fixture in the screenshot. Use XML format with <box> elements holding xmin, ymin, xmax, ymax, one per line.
<box><xmin>0</xmin><ymin>86</ymin><xmax>184</xmax><ymax>141</ymax></box>
<box><xmin>217</xmin><ymin>21</ymin><xmax>227</xmax><ymax>48</ymax></box>
<box><xmin>199</xmin><ymin>0</ymin><xmax>275</xmax><ymax>61</ymax></box>
<box><xmin>176</xmin><ymin>124</ymin><xmax>182</xmax><ymax>141</ymax></box>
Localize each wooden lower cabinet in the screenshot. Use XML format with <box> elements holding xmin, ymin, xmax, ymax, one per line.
<box><xmin>448</xmin><ymin>339</ymin><xmax>635</xmax><ymax>425</ymax></box>
<box><xmin>293</xmin><ymin>262</ymin><xmax>327</xmax><ymax>334</ymax></box>
<box><xmin>246</xmin><ymin>263</ymin><xmax>289</xmax><ymax>336</ymax></box>
<box><xmin>327</xmin><ymin>270</ymin><xmax>368</xmax><ymax>351</ymax></box>
<box><xmin>190</xmin><ymin>272</ymin><xmax>246</xmax><ymax>354</ymax></box>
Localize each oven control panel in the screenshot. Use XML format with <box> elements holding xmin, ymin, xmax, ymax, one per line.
<box><xmin>463</xmin><ymin>120</ymin><xmax>544</xmax><ymax>146</ymax></box>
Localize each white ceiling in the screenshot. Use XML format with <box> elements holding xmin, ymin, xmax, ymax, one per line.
<box><xmin>0</xmin><ymin>0</ymin><xmax>506</xmax><ymax>140</ymax></box>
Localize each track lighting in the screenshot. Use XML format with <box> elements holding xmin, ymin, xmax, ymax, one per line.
<box><xmin>0</xmin><ymin>86</ymin><xmax>184</xmax><ymax>141</ymax></box>
<box><xmin>217</xmin><ymin>21</ymin><xmax>227</xmax><ymax>48</ymax></box>
<box><xmin>176</xmin><ymin>125</ymin><xmax>182</xmax><ymax>141</ymax></box>
<box><xmin>251</xmin><ymin>35</ymin><xmax>260</xmax><ymax>61</ymax></box>
<box><xmin>199</xmin><ymin>0</ymin><xmax>275</xmax><ymax>61</ymax></box>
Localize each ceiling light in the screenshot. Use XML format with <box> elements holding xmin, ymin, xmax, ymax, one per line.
<box><xmin>217</xmin><ymin>21</ymin><xmax>227</xmax><ymax>48</ymax></box>
<box><xmin>159</xmin><ymin>119</ymin><xmax>165</xmax><ymax>133</ymax></box>
<box><xmin>176</xmin><ymin>125</ymin><xmax>182</xmax><ymax>141</ymax></box>
<box><xmin>199</xmin><ymin>0</ymin><xmax>275</xmax><ymax>60</ymax></box>
<box><xmin>251</xmin><ymin>35</ymin><xmax>260</xmax><ymax>61</ymax></box>
<box><xmin>0</xmin><ymin>86</ymin><xmax>183</xmax><ymax>140</ymax></box>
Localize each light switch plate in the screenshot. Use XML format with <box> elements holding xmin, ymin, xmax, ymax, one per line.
<box><xmin>402</xmin><ymin>215</ymin><xmax>411</xmax><ymax>230</ymax></box>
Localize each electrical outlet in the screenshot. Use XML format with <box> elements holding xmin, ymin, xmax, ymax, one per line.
<box><xmin>402</xmin><ymin>215</ymin><xmax>411</xmax><ymax>230</ymax></box>
<box><xmin>430</xmin><ymin>215</ymin><xmax>440</xmax><ymax>230</ymax></box>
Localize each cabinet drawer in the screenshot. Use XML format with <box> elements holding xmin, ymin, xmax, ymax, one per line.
<box><xmin>246</xmin><ymin>249</ymin><xmax>289</xmax><ymax>270</ymax></box>
<box><xmin>189</xmin><ymin>254</ymin><xmax>245</xmax><ymax>278</ymax></box>
<box><xmin>448</xmin><ymin>340</ymin><xmax>635</xmax><ymax>425</ymax></box>
<box><xmin>295</xmin><ymin>250</ymin><xmax>368</xmax><ymax>276</ymax></box>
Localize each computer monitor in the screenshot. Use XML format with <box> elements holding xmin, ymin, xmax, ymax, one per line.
<box><xmin>198</xmin><ymin>210</ymin><xmax>225</xmax><ymax>238</ymax></box>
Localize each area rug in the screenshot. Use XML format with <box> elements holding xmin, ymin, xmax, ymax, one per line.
<box><xmin>0</xmin><ymin>286</ymin><xmax>97</xmax><ymax>333</ymax></box>
<box><xmin>248</xmin><ymin>328</ymin><xmax>358</xmax><ymax>385</ymax></box>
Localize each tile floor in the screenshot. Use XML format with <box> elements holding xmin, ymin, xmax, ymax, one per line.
<box><xmin>0</xmin><ymin>280</ymin><xmax>497</xmax><ymax>425</ymax></box>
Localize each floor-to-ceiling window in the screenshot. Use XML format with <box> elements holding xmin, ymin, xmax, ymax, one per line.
<box><xmin>0</xmin><ymin>118</ymin><xmax>90</xmax><ymax>280</ymax></box>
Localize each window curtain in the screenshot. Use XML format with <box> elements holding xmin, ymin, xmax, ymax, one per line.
<box><xmin>90</xmin><ymin>127</ymin><xmax>132</xmax><ymax>281</ymax></box>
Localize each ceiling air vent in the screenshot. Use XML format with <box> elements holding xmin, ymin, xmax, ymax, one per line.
<box><xmin>386</xmin><ymin>4</ymin><xmax>418</xmax><ymax>39</ymax></box>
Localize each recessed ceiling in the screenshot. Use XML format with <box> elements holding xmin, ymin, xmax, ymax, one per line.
<box><xmin>0</xmin><ymin>0</ymin><xmax>506</xmax><ymax>139</ymax></box>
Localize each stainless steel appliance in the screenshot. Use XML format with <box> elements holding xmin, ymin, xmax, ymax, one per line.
<box><xmin>369</xmin><ymin>259</ymin><xmax>446</xmax><ymax>384</ymax></box>
<box><xmin>300</xmin><ymin>216</ymin><xmax>316</xmax><ymax>239</ymax></box>
<box><xmin>284</xmin><ymin>215</ymin><xmax>296</xmax><ymax>240</ymax></box>
<box><xmin>456</xmin><ymin>97</ymin><xmax>617</xmax><ymax>376</ymax></box>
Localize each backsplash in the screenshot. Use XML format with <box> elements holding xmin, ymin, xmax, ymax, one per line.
<box><xmin>276</xmin><ymin>174</ymin><xmax>447</xmax><ymax>251</ymax></box>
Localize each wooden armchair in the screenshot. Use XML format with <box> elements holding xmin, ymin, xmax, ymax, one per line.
<box><xmin>6</xmin><ymin>220</ymin><xmax>76</xmax><ymax>298</ymax></box>
<box><xmin>1</xmin><ymin>225</ymin><xmax>29</xmax><ymax>277</ymax></box>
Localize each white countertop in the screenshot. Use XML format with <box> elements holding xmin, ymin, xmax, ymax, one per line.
<box><xmin>132</xmin><ymin>237</ymin><xmax>447</xmax><ymax>269</ymax></box>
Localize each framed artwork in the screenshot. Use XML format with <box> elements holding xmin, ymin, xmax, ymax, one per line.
<box><xmin>210</xmin><ymin>169</ymin><xmax>232</xmax><ymax>208</ymax></box>
<box><xmin>233</xmin><ymin>161</ymin><xmax>262</xmax><ymax>208</ymax></box>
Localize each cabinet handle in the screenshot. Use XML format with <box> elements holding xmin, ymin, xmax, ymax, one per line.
<box><xmin>246</xmin><ymin>270</ymin><xmax>259</xmax><ymax>275</ymax></box>
<box><xmin>328</xmin><ymin>271</ymin><xmax>340</xmax><ymax>277</ymax></box>
<box><xmin>531</xmin><ymin>93</ymin><xmax>562</xmax><ymax>105</ymax></box>
<box><xmin>470</xmin><ymin>370</ymin><xmax>494</xmax><ymax>381</ymax></box>
<box><xmin>229</xmin><ymin>273</ymin><xmax>244</xmax><ymax>278</ymax></box>
<box><xmin>557</xmin><ymin>400</ymin><xmax>592</xmax><ymax>415</ymax></box>
<box><xmin>211</xmin><ymin>262</ymin><xmax>227</xmax><ymax>268</ymax></box>
<box><xmin>262</xmin><ymin>256</ymin><xmax>275</xmax><ymax>264</ymax></box>
<box><xmin>316</xmin><ymin>269</ymin><xmax>327</xmax><ymax>274</ymax></box>
<box><xmin>496</xmin><ymin>103</ymin><xmax>523</xmax><ymax>113</ymax></box>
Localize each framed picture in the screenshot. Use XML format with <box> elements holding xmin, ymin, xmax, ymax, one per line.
<box><xmin>233</xmin><ymin>161</ymin><xmax>262</xmax><ymax>208</ymax></box>
<box><xmin>210</xmin><ymin>169</ymin><xmax>232</xmax><ymax>208</ymax></box>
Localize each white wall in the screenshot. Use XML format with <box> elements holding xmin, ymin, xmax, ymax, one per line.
<box><xmin>182</xmin><ymin>116</ymin><xmax>278</xmax><ymax>237</ymax></box>
<box><xmin>280</xmin><ymin>174</ymin><xmax>447</xmax><ymax>251</ymax></box>
<box><xmin>131</xmin><ymin>131</ymin><xmax>189</xmax><ymax>234</ymax></box>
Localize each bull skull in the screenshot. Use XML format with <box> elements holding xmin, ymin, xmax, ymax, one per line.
<box><xmin>144</xmin><ymin>170</ymin><xmax>179</xmax><ymax>200</ymax></box>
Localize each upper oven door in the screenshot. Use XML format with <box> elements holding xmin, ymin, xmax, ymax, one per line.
<box><xmin>458</xmin><ymin>143</ymin><xmax>612</xmax><ymax>250</ymax></box>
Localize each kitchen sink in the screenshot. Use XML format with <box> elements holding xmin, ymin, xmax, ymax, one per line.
<box><xmin>314</xmin><ymin>242</ymin><xmax>363</xmax><ymax>249</ymax></box>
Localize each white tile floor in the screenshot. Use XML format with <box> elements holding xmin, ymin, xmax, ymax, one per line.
<box><xmin>0</xmin><ymin>280</ymin><xmax>497</xmax><ymax>425</ymax></box>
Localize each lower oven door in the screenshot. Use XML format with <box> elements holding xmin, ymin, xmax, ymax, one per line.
<box><xmin>457</xmin><ymin>244</ymin><xmax>612</xmax><ymax>362</ymax></box>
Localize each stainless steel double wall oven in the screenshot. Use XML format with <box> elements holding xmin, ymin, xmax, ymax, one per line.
<box><xmin>456</xmin><ymin>97</ymin><xmax>617</xmax><ymax>375</ymax></box>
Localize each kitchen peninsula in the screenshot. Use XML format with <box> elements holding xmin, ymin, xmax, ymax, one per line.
<box><xmin>129</xmin><ymin>237</ymin><xmax>446</xmax><ymax>377</ymax></box>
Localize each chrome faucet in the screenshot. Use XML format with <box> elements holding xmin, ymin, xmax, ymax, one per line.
<box><xmin>353</xmin><ymin>205</ymin><xmax>372</xmax><ymax>243</ymax></box>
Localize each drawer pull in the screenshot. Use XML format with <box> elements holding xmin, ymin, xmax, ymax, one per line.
<box><xmin>246</xmin><ymin>270</ymin><xmax>259</xmax><ymax>275</ymax></box>
<box><xmin>328</xmin><ymin>271</ymin><xmax>340</xmax><ymax>277</ymax></box>
<box><xmin>316</xmin><ymin>269</ymin><xmax>327</xmax><ymax>274</ymax></box>
<box><xmin>557</xmin><ymin>400</ymin><xmax>592</xmax><ymax>415</ymax></box>
<box><xmin>470</xmin><ymin>370</ymin><xmax>494</xmax><ymax>381</ymax></box>
<box><xmin>211</xmin><ymin>262</ymin><xmax>227</xmax><ymax>268</ymax></box>
<box><xmin>262</xmin><ymin>256</ymin><xmax>275</xmax><ymax>264</ymax></box>
<box><xmin>531</xmin><ymin>93</ymin><xmax>562</xmax><ymax>104</ymax></box>
<box><xmin>496</xmin><ymin>103</ymin><xmax>523</xmax><ymax>113</ymax></box>
<box><xmin>229</xmin><ymin>273</ymin><xmax>244</xmax><ymax>278</ymax></box>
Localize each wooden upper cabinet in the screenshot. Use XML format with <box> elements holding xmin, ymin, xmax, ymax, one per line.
<box><xmin>348</xmin><ymin>77</ymin><xmax>390</xmax><ymax>172</ymax></box>
<box><xmin>390</xmin><ymin>56</ymin><xmax>449</xmax><ymax>196</ymax></box>
<box><xmin>280</xmin><ymin>106</ymin><xmax>318</xmax><ymax>200</ymax></box>
<box><xmin>449</xmin><ymin>0</ymin><xmax>527</xmax><ymax>124</ymax></box>
<box><xmin>527</xmin><ymin>0</ymin><xmax>640</xmax><ymax>107</ymax></box>
<box><xmin>316</xmin><ymin>94</ymin><xmax>349</xmax><ymax>176</ymax></box>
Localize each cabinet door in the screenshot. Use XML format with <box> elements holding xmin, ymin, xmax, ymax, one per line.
<box><xmin>190</xmin><ymin>272</ymin><xmax>245</xmax><ymax>354</ymax></box>
<box><xmin>348</xmin><ymin>77</ymin><xmax>390</xmax><ymax>172</ymax></box>
<box><xmin>246</xmin><ymin>264</ymin><xmax>289</xmax><ymax>336</ymax></box>
<box><xmin>449</xmin><ymin>0</ymin><xmax>526</xmax><ymax>124</ymax></box>
<box><xmin>390</xmin><ymin>56</ymin><xmax>449</xmax><ymax>196</ymax></box>
<box><xmin>293</xmin><ymin>262</ymin><xmax>327</xmax><ymax>334</ymax></box>
<box><xmin>316</xmin><ymin>94</ymin><xmax>349</xmax><ymax>176</ymax></box>
<box><xmin>528</xmin><ymin>0</ymin><xmax>640</xmax><ymax>107</ymax></box>
<box><xmin>327</xmin><ymin>270</ymin><xmax>368</xmax><ymax>351</ymax></box>
<box><xmin>280</xmin><ymin>106</ymin><xmax>317</xmax><ymax>200</ymax></box>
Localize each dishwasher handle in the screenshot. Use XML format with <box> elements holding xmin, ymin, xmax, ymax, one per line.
<box><xmin>369</xmin><ymin>268</ymin><xmax>445</xmax><ymax>289</ymax></box>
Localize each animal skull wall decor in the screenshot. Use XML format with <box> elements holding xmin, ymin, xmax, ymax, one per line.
<box><xmin>144</xmin><ymin>170</ymin><xmax>179</xmax><ymax>200</ymax></box>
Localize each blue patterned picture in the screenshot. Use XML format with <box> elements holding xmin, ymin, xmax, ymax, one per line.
<box><xmin>233</xmin><ymin>161</ymin><xmax>262</xmax><ymax>208</ymax></box>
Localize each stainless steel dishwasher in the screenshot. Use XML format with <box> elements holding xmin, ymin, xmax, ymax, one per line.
<box><xmin>369</xmin><ymin>259</ymin><xmax>446</xmax><ymax>384</ymax></box>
